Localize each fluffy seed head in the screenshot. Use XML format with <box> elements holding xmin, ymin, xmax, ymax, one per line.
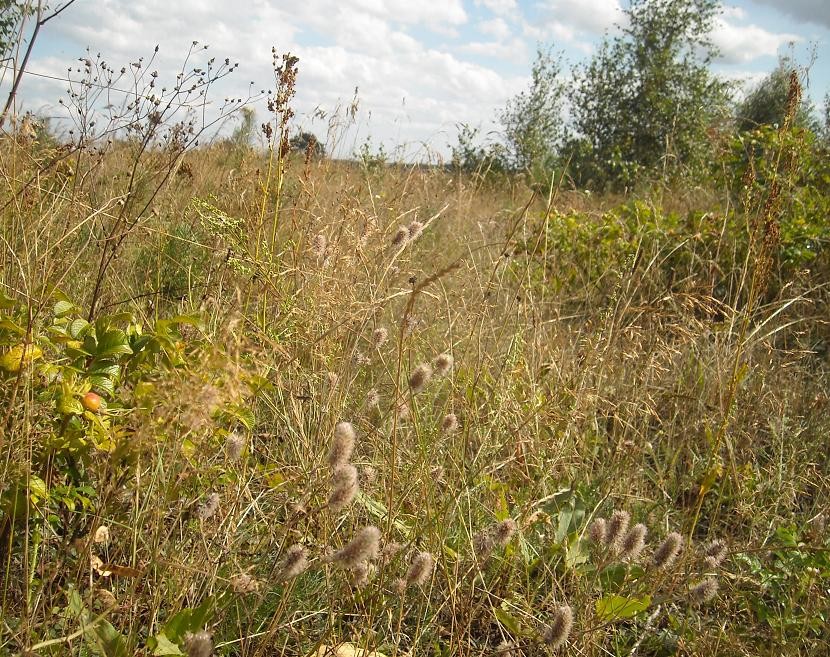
<box><xmin>407</xmin><ymin>220</ymin><xmax>424</xmax><ymax>240</ymax></box>
<box><xmin>328</xmin><ymin>464</ymin><xmax>359</xmax><ymax>511</ymax></box>
<box><xmin>543</xmin><ymin>605</ymin><xmax>573</xmax><ymax>649</ymax></box>
<box><xmin>352</xmin><ymin>561</ymin><xmax>372</xmax><ymax>587</ymax></box>
<box><xmin>225</xmin><ymin>432</ymin><xmax>245</xmax><ymax>461</ymax></box>
<box><xmin>493</xmin><ymin>519</ymin><xmax>517</xmax><ymax>547</ymax></box>
<box><xmin>409</xmin><ymin>363</ymin><xmax>433</xmax><ymax>393</ymax></box>
<box><xmin>312</xmin><ymin>233</ymin><xmax>327</xmax><ymax>259</ymax></box>
<box><xmin>392</xmin><ymin>226</ymin><xmax>409</xmax><ymax>246</ymax></box>
<box><xmin>473</xmin><ymin>528</ymin><xmax>496</xmax><ymax>563</ymax></box>
<box><xmin>690</xmin><ymin>577</ymin><xmax>719</xmax><ymax>604</ymax></box>
<box><xmin>433</xmin><ymin>353</ymin><xmax>453</xmax><ymax>376</ymax></box>
<box><xmin>441</xmin><ymin>413</ymin><xmax>459</xmax><ymax>433</ymax></box>
<box><xmin>381</xmin><ymin>541</ymin><xmax>403</xmax><ymax>564</ymax></box>
<box><xmin>620</xmin><ymin>523</ymin><xmax>648</xmax><ymax>561</ymax></box>
<box><xmin>362</xmin><ymin>465</ymin><xmax>377</xmax><ymax>486</ymax></box>
<box><xmin>230</xmin><ymin>573</ymin><xmax>259</xmax><ymax>594</ymax></box>
<box><xmin>652</xmin><ymin>532</ymin><xmax>683</xmax><ymax>570</ymax></box>
<box><xmin>391</xmin><ymin>577</ymin><xmax>407</xmax><ymax>595</ymax></box>
<box><xmin>704</xmin><ymin>539</ymin><xmax>728</xmax><ymax>570</ymax></box>
<box><xmin>276</xmin><ymin>544</ymin><xmax>309</xmax><ymax>582</ymax></box>
<box><xmin>330</xmin><ymin>525</ymin><xmax>381</xmax><ymax>568</ymax></box>
<box><xmin>372</xmin><ymin>327</ymin><xmax>388</xmax><ymax>348</ymax></box>
<box><xmin>197</xmin><ymin>492</ymin><xmax>221</xmax><ymax>521</ymax></box>
<box><xmin>184</xmin><ymin>631</ymin><xmax>213</xmax><ymax>657</ymax></box>
<box><xmin>405</xmin><ymin>551</ymin><xmax>435</xmax><ymax>587</ymax></box>
<box><xmin>327</xmin><ymin>421</ymin><xmax>356</xmax><ymax>469</ymax></box>
<box><xmin>588</xmin><ymin>518</ymin><xmax>607</xmax><ymax>545</ymax></box>
<box><xmin>366</xmin><ymin>388</ymin><xmax>380</xmax><ymax>408</ymax></box>
<box><xmin>606</xmin><ymin>510</ymin><xmax>631</xmax><ymax>551</ymax></box>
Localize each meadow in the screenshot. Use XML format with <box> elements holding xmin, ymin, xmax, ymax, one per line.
<box><xmin>1</xmin><ymin>47</ymin><xmax>829</xmax><ymax>657</ymax></box>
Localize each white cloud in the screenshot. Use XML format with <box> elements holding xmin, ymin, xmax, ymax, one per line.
<box><xmin>748</xmin><ymin>0</ymin><xmax>830</xmax><ymax>29</ymax></box>
<box><xmin>538</xmin><ymin>0</ymin><xmax>624</xmax><ymax>36</ymax></box>
<box><xmin>711</xmin><ymin>17</ymin><xmax>800</xmax><ymax>64</ymax></box>
<box><xmin>474</xmin><ymin>0</ymin><xmax>519</xmax><ymax>18</ymax></box>
<box><xmin>479</xmin><ymin>17</ymin><xmax>512</xmax><ymax>41</ymax></box>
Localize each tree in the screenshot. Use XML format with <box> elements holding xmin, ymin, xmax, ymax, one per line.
<box><xmin>289</xmin><ymin>131</ymin><xmax>325</xmax><ymax>158</ymax></box>
<box><xmin>736</xmin><ymin>58</ymin><xmax>818</xmax><ymax>133</ymax></box>
<box><xmin>570</xmin><ymin>0</ymin><xmax>729</xmax><ymax>188</ymax></box>
<box><xmin>498</xmin><ymin>48</ymin><xmax>566</xmax><ymax>174</ymax></box>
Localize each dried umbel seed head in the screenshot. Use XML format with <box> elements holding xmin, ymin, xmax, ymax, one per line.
<box><xmin>327</xmin><ymin>421</ymin><xmax>356</xmax><ymax>469</ymax></box>
<box><xmin>588</xmin><ymin>518</ymin><xmax>607</xmax><ymax>545</ymax></box>
<box><xmin>543</xmin><ymin>605</ymin><xmax>573</xmax><ymax>649</ymax></box>
<box><xmin>620</xmin><ymin>523</ymin><xmax>648</xmax><ymax>561</ymax></box>
<box><xmin>328</xmin><ymin>464</ymin><xmax>359</xmax><ymax>511</ymax></box>
<box><xmin>330</xmin><ymin>525</ymin><xmax>381</xmax><ymax>569</ymax></box>
<box><xmin>606</xmin><ymin>510</ymin><xmax>631</xmax><ymax>551</ymax></box>
<box><xmin>407</xmin><ymin>220</ymin><xmax>424</xmax><ymax>240</ymax></box>
<box><xmin>409</xmin><ymin>363</ymin><xmax>433</xmax><ymax>393</ymax></box>
<box><xmin>276</xmin><ymin>544</ymin><xmax>309</xmax><ymax>582</ymax></box>
<box><xmin>184</xmin><ymin>630</ymin><xmax>213</xmax><ymax>657</ymax></box>
<box><xmin>372</xmin><ymin>327</ymin><xmax>389</xmax><ymax>348</ymax></box>
<box><xmin>230</xmin><ymin>573</ymin><xmax>259</xmax><ymax>594</ymax></box>
<box><xmin>441</xmin><ymin>413</ymin><xmax>459</xmax><ymax>434</ymax></box>
<box><xmin>405</xmin><ymin>551</ymin><xmax>435</xmax><ymax>587</ymax></box>
<box><xmin>704</xmin><ymin>539</ymin><xmax>728</xmax><ymax>570</ymax></box>
<box><xmin>493</xmin><ymin>519</ymin><xmax>518</xmax><ymax>547</ymax></box>
<box><xmin>197</xmin><ymin>492</ymin><xmax>221</xmax><ymax>521</ymax></box>
<box><xmin>392</xmin><ymin>226</ymin><xmax>409</xmax><ymax>247</ymax></box>
<box><xmin>652</xmin><ymin>532</ymin><xmax>683</xmax><ymax>570</ymax></box>
<box><xmin>225</xmin><ymin>432</ymin><xmax>245</xmax><ymax>461</ymax></box>
<box><xmin>433</xmin><ymin>353</ymin><xmax>454</xmax><ymax>376</ymax></box>
<box><xmin>366</xmin><ymin>388</ymin><xmax>380</xmax><ymax>408</ymax></box>
<box><xmin>690</xmin><ymin>577</ymin><xmax>719</xmax><ymax>604</ymax></box>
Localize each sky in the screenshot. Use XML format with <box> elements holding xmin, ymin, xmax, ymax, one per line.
<box><xmin>4</xmin><ymin>0</ymin><xmax>829</xmax><ymax>160</ymax></box>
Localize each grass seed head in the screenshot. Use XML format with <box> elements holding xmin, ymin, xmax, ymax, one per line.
<box><xmin>493</xmin><ymin>519</ymin><xmax>517</xmax><ymax>547</ymax></box>
<box><xmin>433</xmin><ymin>353</ymin><xmax>453</xmax><ymax>376</ymax></box>
<box><xmin>409</xmin><ymin>363</ymin><xmax>433</xmax><ymax>393</ymax></box>
<box><xmin>588</xmin><ymin>518</ymin><xmax>607</xmax><ymax>544</ymax></box>
<box><xmin>331</xmin><ymin>525</ymin><xmax>381</xmax><ymax>568</ymax></box>
<box><xmin>392</xmin><ymin>226</ymin><xmax>409</xmax><ymax>246</ymax></box>
<box><xmin>184</xmin><ymin>630</ymin><xmax>213</xmax><ymax>657</ymax></box>
<box><xmin>606</xmin><ymin>509</ymin><xmax>631</xmax><ymax>551</ymax></box>
<box><xmin>652</xmin><ymin>532</ymin><xmax>683</xmax><ymax>570</ymax></box>
<box><xmin>690</xmin><ymin>577</ymin><xmax>719</xmax><ymax>604</ymax></box>
<box><xmin>704</xmin><ymin>539</ymin><xmax>728</xmax><ymax>570</ymax></box>
<box><xmin>407</xmin><ymin>220</ymin><xmax>424</xmax><ymax>240</ymax></box>
<box><xmin>405</xmin><ymin>551</ymin><xmax>435</xmax><ymax>587</ymax></box>
<box><xmin>224</xmin><ymin>432</ymin><xmax>245</xmax><ymax>461</ymax></box>
<box><xmin>544</xmin><ymin>605</ymin><xmax>573</xmax><ymax>649</ymax></box>
<box><xmin>441</xmin><ymin>413</ymin><xmax>459</xmax><ymax>433</ymax></box>
<box><xmin>327</xmin><ymin>421</ymin><xmax>356</xmax><ymax>469</ymax></box>
<box><xmin>372</xmin><ymin>327</ymin><xmax>388</xmax><ymax>348</ymax></box>
<box><xmin>197</xmin><ymin>492</ymin><xmax>221</xmax><ymax>521</ymax></box>
<box><xmin>276</xmin><ymin>544</ymin><xmax>309</xmax><ymax>582</ymax></box>
<box><xmin>328</xmin><ymin>464</ymin><xmax>359</xmax><ymax>511</ymax></box>
<box><xmin>620</xmin><ymin>523</ymin><xmax>648</xmax><ymax>561</ymax></box>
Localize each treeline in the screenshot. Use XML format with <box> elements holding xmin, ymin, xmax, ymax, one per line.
<box><xmin>452</xmin><ymin>0</ymin><xmax>830</xmax><ymax>191</ymax></box>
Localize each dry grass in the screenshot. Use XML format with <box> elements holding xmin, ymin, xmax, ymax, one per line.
<box><xmin>0</xmin><ymin>71</ymin><xmax>828</xmax><ymax>657</ymax></box>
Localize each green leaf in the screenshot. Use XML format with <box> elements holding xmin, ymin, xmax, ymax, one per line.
<box><xmin>149</xmin><ymin>633</ymin><xmax>185</xmax><ymax>655</ymax></box>
<box><xmin>58</xmin><ymin>395</ymin><xmax>84</xmax><ymax>416</ymax></box>
<box><xmin>494</xmin><ymin>606</ymin><xmax>523</xmax><ymax>636</ymax></box>
<box><xmin>89</xmin><ymin>375</ymin><xmax>115</xmax><ymax>397</ymax></box>
<box><xmin>69</xmin><ymin>318</ymin><xmax>91</xmax><ymax>339</ymax></box>
<box><xmin>95</xmin><ymin>329</ymin><xmax>133</xmax><ymax>358</ymax></box>
<box><xmin>595</xmin><ymin>594</ymin><xmax>651</xmax><ymax>622</ymax></box>
<box><xmin>161</xmin><ymin>595</ymin><xmax>220</xmax><ymax>644</ymax></box>
<box><xmin>54</xmin><ymin>300</ymin><xmax>76</xmax><ymax>318</ymax></box>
